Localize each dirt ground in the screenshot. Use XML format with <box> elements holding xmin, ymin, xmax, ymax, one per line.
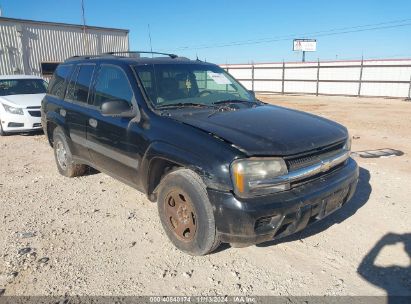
<box><xmin>0</xmin><ymin>95</ymin><xmax>410</xmax><ymax>297</ymax></box>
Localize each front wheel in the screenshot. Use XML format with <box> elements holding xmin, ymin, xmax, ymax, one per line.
<box><xmin>0</xmin><ymin>122</ymin><xmax>8</xmax><ymax>136</ymax></box>
<box><xmin>157</xmin><ymin>169</ymin><xmax>220</xmax><ymax>255</ymax></box>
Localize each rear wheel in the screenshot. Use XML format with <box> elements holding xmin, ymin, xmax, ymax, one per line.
<box><xmin>53</xmin><ymin>127</ymin><xmax>87</xmax><ymax>177</ymax></box>
<box><xmin>157</xmin><ymin>169</ymin><xmax>220</xmax><ymax>255</ymax></box>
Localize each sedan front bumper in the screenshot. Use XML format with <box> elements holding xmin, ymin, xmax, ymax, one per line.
<box><xmin>208</xmin><ymin>158</ymin><xmax>359</xmax><ymax>245</ymax></box>
<box><xmin>1</xmin><ymin>108</ymin><xmax>42</xmax><ymax>133</ymax></box>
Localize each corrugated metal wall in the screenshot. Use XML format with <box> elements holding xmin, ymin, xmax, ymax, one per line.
<box><xmin>221</xmin><ymin>59</ymin><xmax>411</xmax><ymax>98</ymax></box>
<box><xmin>0</xmin><ymin>18</ymin><xmax>129</xmax><ymax>77</ymax></box>
<box><xmin>0</xmin><ymin>22</ymin><xmax>23</xmax><ymax>74</ymax></box>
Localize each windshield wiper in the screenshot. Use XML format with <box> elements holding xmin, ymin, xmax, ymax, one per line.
<box><xmin>157</xmin><ymin>102</ymin><xmax>212</xmax><ymax>109</ymax></box>
<box><xmin>207</xmin><ymin>99</ymin><xmax>254</xmax><ymax>118</ymax></box>
<box><xmin>212</xmin><ymin>99</ymin><xmax>250</xmax><ymax>105</ymax></box>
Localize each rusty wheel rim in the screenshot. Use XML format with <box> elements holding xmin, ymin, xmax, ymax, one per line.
<box><xmin>164</xmin><ymin>189</ymin><xmax>197</xmax><ymax>242</ymax></box>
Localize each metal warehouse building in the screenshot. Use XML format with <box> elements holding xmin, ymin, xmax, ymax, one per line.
<box><xmin>0</xmin><ymin>17</ymin><xmax>129</xmax><ymax>77</ymax></box>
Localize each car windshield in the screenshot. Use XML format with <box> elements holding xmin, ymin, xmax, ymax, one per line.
<box><xmin>134</xmin><ymin>63</ymin><xmax>254</xmax><ymax>108</ymax></box>
<box><xmin>0</xmin><ymin>79</ymin><xmax>48</xmax><ymax>96</ymax></box>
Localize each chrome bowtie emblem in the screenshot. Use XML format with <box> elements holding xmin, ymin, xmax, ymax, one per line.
<box><xmin>320</xmin><ymin>160</ymin><xmax>332</xmax><ymax>172</ymax></box>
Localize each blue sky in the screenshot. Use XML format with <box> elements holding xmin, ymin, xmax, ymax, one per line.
<box><xmin>1</xmin><ymin>0</ymin><xmax>411</xmax><ymax>63</ymax></box>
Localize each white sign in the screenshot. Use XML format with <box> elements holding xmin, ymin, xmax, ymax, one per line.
<box><xmin>208</xmin><ymin>72</ymin><xmax>232</xmax><ymax>85</ymax></box>
<box><xmin>293</xmin><ymin>39</ymin><xmax>317</xmax><ymax>52</ymax></box>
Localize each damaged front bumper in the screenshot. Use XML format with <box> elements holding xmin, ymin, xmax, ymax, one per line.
<box><xmin>207</xmin><ymin>157</ymin><xmax>359</xmax><ymax>245</ymax></box>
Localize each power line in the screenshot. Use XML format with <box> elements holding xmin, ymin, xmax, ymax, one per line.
<box><xmin>168</xmin><ymin>18</ymin><xmax>411</xmax><ymax>51</ymax></box>
<box><xmin>174</xmin><ymin>22</ymin><xmax>411</xmax><ymax>51</ymax></box>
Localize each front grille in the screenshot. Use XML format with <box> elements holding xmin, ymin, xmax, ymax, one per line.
<box><xmin>285</xmin><ymin>141</ymin><xmax>345</xmax><ymax>172</ymax></box>
<box><xmin>291</xmin><ymin>161</ymin><xmax>346</xmax><ymax>188</ymax></box>
<box><xmin>28</xmin><ymin>111</ymin><xmax>41</xmax><ymax>117</ymax></box>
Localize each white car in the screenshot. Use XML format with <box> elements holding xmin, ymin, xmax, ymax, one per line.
<box><xmin>0</xmin><ymin>75</ymin><xmax>48</xmax><ymax>136</ymax></box>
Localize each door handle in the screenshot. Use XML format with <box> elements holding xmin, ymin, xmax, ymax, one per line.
<box><xmin>89</xmin><ymin>118</ymin><xmax>98</xmax><ymax>128</ymax></box>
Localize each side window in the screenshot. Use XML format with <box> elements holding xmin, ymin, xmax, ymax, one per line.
<box><xmin>65</xmin><ymin>64</ymin><xmax>95</xmax><ymax>103</ymax></box>
<box><xmin>65</xmin><ymin>66</ymin><xmax>79</xmax><ymax>101</ymax></box>
<box><xmin>94</xmin><ymin>65</ymin><xmax>133</xmax><ymax>108</ymax></box>
<box><xmin>48</xmin><ymin>64</ymin><xmax>72</xmax><ymax>98</ymax></box>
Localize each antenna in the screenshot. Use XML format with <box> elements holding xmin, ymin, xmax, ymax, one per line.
<box><xmin>148</xmin><ymin>24</ymin><xmax>153</xmax><ymax>58</ymax></box>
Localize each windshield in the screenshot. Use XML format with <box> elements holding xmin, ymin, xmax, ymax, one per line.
<box><xmin>0</xmin><ymin>79</ymin><xmax>48</xmax><ymax>96</ymax></box>
<box><xmin>134</xmin><ymin>63</ymin><xmax>254</xmax><ymax>108</ymax></box>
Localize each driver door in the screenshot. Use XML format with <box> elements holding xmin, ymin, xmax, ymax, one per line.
<box><xmin>86</xmin><ymin>64</ymin><xmax>143</xmax><ymax>187</ymax></box>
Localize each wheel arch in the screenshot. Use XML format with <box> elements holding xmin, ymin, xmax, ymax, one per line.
<box><xmin>44</xmin><ymin>112</ymin><xmax>66</xmax><ymax>147</ymax></box>
<box><xmin>142</xmin><ymin>141</ymin><xmax>214</xmax><ymax>201</ymax></box>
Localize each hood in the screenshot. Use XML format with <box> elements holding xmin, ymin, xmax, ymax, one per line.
<box><xmin>172</xmin><ymin>104</ymin><xmax>348</xmax><ymax>156</ymax></box>
<box><xmin>0</xmin><ymin>94</ymin><xmax>45</xmax><ymax>108</ymax></box>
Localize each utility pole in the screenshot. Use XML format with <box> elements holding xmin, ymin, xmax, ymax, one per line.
<box><xmin>302</xmin><ymin>51</ymin><xmax>306</xmax><ymax>63</ymax></box>
<box><xmin>81</xmin><ymin>0</ymin><xmax>88</xmax><ymax>54</ymax></box>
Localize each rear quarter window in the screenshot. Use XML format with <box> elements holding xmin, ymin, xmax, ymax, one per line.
<box><xmin>48</xmin><ymin>64</ymin><xmax>73</xmax><ymax>99</ymax></box>
<box><xmin>65</xmin><ymin>64</ymin><xmax>95</xmax><ymax>103</ymax></box>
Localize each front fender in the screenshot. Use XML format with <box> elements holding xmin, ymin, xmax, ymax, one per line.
<box><xmin>141</xmin><ymin>141</ymin><xmax>232</xmax><ymax>193</ymax></box>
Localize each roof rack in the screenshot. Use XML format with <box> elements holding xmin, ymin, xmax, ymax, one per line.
<box><xmin>66</xmin><ymin>54</ymin><xmax>112</xmax><ymax>61</ymax></box>
<box><xmin>65</xmin><ymin>51</ymin><xmax>179</xmax><ymax>62</ymax></box>
<box><xmin>104</xmin><ymin>51</ymin><xmax>178</xmax><ymax>59</ymax></box>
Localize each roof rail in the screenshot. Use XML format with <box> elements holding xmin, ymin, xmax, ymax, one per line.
<box><xmin>66</xmin><ymin>54</ymin><xmax>112</xmax><ymax>61</ymax></box>
<box><xmin>104</xmin><ymin>51</ymin><xmax>178</xmax><ymax>59</ymax></box>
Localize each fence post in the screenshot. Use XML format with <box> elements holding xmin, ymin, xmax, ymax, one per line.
<box><xmin>251</xmin><ymin>64</ymin><xmax>255</xmax><ymax>91</ymax></box>
<box><xmin>316</xmin><ymin>59</ymin><xmax>320</xmax><ymax>96</ymax></box>
<box><xmin>407</xmin><ymin>74</ymin><xmax>411</xmax><ymax>101</ymax></box>
<box><xmin>358</xmin><ymin>56</ymin><xmax>364</xmax><ymax>97</ymax></box>
<box><xmin>281</xmin><ymin>61</ymin><xmax>285</xmax><ymax>94</ymax></box>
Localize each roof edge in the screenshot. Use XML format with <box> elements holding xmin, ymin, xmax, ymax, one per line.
<box><xmin>0</xmin><ymin>16</ymin><xmax>129</xmax><ymax>33</ymax></box>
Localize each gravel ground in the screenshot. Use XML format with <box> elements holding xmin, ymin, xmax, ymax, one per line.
<box><xmin>0</xmin><ymin>95</ymin><xmax>410</xmax><ymax>296</ymax></box>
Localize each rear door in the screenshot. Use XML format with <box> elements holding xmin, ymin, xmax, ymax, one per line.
<box><xmin>64</xmin><ymin>63</ymin><xmax>96</xmax><ymax>161</ymax></box>
<box><xmin>86</xmin><ymin>64</ymin><xmax>144</xmax><ymax>187</ymax></box>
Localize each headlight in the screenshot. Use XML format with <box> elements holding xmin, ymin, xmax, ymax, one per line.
<box><xmin>343</xmin><ymin>134</ymin><xmax>352</xmax><ymax>152</ymax></box>
<box><xmin>2</xmin><ymin>104</ymin><xmax>24</xmax><ymax>115</ymax></box>
<box><xmin>231</xmin><ymin>158</ymin><xmax>289</xmax><ymax>198</ymax></box>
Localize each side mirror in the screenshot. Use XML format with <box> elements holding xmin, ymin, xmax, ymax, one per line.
<box><xmin>248</xmin><ymin>90</ymin><xmax>256</xmax><ymax>100</ymax></box>
<box><xmin>101</xmin><ymin>99</ymin><xmax>134</xmax><ymax>117</ymax></box>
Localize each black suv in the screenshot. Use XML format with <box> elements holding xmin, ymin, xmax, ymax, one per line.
<box><xmin>42</xmin><ymin>51</ymin><xmax>359</xmax><ymax>255</ymax></box>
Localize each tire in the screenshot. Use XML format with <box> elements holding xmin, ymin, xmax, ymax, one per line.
<box><xmin>157</xmin><ymin>168</ymin><xmax>220</xmax><ymax>255</ymax></box>
<box><xmin>0</xmin><ymin>122</ymin><xmax>8</xmax><ymax>136</ymax></box>
<box><xmin>53</xmin><ymin>127</ymin><xmax>87</xmax><ymax>177</ymax></box>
